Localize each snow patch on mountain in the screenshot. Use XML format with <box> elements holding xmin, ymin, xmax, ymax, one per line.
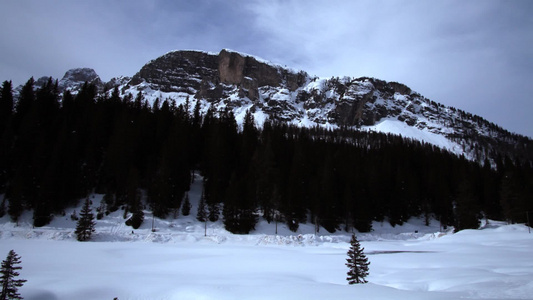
<box><xmin>365</xmin><ymin>118</ymin><xmax>464</xmax><ymax>156</ymax></box>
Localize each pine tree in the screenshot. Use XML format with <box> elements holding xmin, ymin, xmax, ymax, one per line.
<box><xmin>196</xmin><ymin>188</ymin><xmax>209</xmax><ymax>236</ymax></box>
<box><xmin>181</xmin><ymin>193</ymin><xmax>191</xmax><ymax>216</ymax></box>
<box><xmin>196</xmin><ymin>189</ymin><xmax>207</xmax><ymax>222</ymax></box>
<box><xmin>75</xmin><ymin>198</ymin><xmax>96</xmax><ymax>241</ymax></box>
<box><xmin>346</xmin><ymin>234</ymin><xmax>370</xmax><ymax>284</ymax></box>
<box><xmin>1</xmin><ymin>250</ymin><xmax>26</xmax><ymax>300</ymax></box>
<box><xmin>13</xmin><ymin>77</ymin><xmax>35</xmax><ymax>130</ymax></box>
<box><xmin>0</xmin><ymin>80</ymin><xmax>13</xmax><ymax>134</ymax></box>
<box><xmin>125</xmin><ymin>209</ymin><xmax>144</xmax><ymax>230</ymax></box>
<box><xmin>208</xmin><ymin>203</ymin><xmax>220</xmax><ymax>222</ymax></box>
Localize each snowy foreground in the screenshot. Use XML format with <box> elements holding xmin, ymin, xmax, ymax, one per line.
<box><xmin>1</xmin><ymin>175</ymin><xmax>532</xmax><ymax>300</ymax></box>
<box><xmin>1</xmin><ymin>210</ymin><xmax>532</xmax><ymax>300</ymax></box>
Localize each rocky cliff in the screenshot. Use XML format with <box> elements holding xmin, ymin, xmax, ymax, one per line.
<box><xmin>128</xmin><ymin>49</ymin><xmax>307</xmax><ymax>102</ymax></box>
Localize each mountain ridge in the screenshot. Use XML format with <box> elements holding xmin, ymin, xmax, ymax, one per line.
<box><xmin>13</xmin><ymin>49</ymin><xmax>533</xmax><ymax>164</ymax></box>
<box><xmin>3</xmin><ymin>49</ymin><xmax>532</xmax><ymax>233</ymax></box>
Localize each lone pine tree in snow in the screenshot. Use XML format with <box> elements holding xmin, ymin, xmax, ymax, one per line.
<box><xmin>75</xmin><ymin>198</ymin><xmax>96</xmax><ymax>241</ymax></box>
<box><xmin>346</xmin><ymin>234</ymin><xmax>370</xmax><ymax>284</ymax></box>
<box><xmin>1</xmin><ymin>250</ymin><xmax>26</xmax><ymax>300</ymax></box>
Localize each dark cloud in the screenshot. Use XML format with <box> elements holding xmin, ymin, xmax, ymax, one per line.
<box><xmin>1</xmin><ymin>0</ymin><xmax>531</xmax><ymax>137</ymax></box>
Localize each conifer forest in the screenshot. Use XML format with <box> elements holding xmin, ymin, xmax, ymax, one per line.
<box><xmin>0</xmin><ymin>78</ymin><xmax>532</xmax><ymax>234</ymax></box>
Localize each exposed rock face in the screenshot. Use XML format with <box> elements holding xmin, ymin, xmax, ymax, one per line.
<box><xmin>218</xmin><ymin>50</ymin><xmax>246</xmax><ymax>85</ymax></box>
<box><xmin>129</xmin><ymin>49</ymin><xmax>308</xmax><ymax>102</ymax></box>
<box><xmin>130</xmin><ymin>50</ymin><xmax>219</xmax><ymax>94</ymax></box>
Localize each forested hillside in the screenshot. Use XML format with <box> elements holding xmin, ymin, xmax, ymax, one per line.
<box><xmin>1</xmin><ymin>79</ymin><xmax>532</xmax><ymax>233</ymax></box>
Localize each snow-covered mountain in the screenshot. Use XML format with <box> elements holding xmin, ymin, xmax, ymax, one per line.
<box><xmin>24</xmin><ymin>49</ymin><xmax>533</xmax><ymax>163</ymax></box>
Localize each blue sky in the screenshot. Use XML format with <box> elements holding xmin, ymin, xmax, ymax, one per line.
<box><xmin>1</xmin><ymin>0</ymin><xmax>532</xmax><ymax>137</ymax></box>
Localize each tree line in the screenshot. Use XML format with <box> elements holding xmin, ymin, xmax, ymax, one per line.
<box><xmin>0</xmin><ymin>78</ymin><xmax>532</xmax><ymax>233</ymax></box>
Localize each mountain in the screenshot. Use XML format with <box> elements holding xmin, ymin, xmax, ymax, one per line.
<box><xmin>16</xmin><ymin>49</ymin><xmax>533</xmax><ymax>163</ymax></box>
<box><xmin>58</xmin><ymin>68</ymin><xmax>103</xmax><ymax>92</ymax></box>
<box><xmin>4</xmin><ymin>49</ymin><xmax>533</xmax><ymax>232</ymax></box>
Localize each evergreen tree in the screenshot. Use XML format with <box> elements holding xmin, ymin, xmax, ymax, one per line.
<box><xmin>499</xmin><ymin>163</ymin><xmax>526</xmax><ymax>223</ymax></box>
<box><xmin>75</xmin><ymin>198</ymin><xmax>96</xmax><ymax>241</ymax></box>
<box><xmin>6</xmin><ymin>179</ymin><xmax>26</xmax><ymax>224</ymax></box>
<box><xmin>1</xmin><ymin>250</ymin><xmax>26</xmax><ymax>300</ymax></box>
<box><xmin>346</xmin><ymin>234</ymin><xmax>370</xmax><ymax>284</ymax></box>
<box><xmin>13</xmin><ymin>77</ymin><xmax>35</xmax><ymax>130</ymax></box>
<box><xmin>181</xmin><ymin>193</ymin><xmax>191</xmax><ymax>216</ymax></box>
<box><xmin>125</xmin><ymin>180</ymin><xmax>144</xmax><ymax>230</ymax></box>
<box><xmin>125</xmin><ymin>209</ymin><xmax>144</xmax><ymax>230</ymax></box>
<box><xmin>223</xmin><ymin>173</ymin><xmax>258</xmax><ymax>234</ymax></box>
<box><xmin>454</xmin><ymin>174</ymin><xmax>481</xmax><ymax>231</ymax></box>
<box><xmin>196</xmin><ymin>189</ymin><xmax>208</xmax><ymax>222</ymax></box>
<box><xmin>208</xmin><ymin>203</ymin><xmax>220</xmax><ymax>222</ymax></box>
<box><xmin>0</xmin><ymin>80</ymin><xmax>13</xmax><ymax>134</ymax></box>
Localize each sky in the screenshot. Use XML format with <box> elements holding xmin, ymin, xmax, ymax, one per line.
<box><xmin>1</xmin><ymin>0</ymin><xmax>532</xmax><ymax>138</ymax></box>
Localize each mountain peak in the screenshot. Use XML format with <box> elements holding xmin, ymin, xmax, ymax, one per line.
<box><xmin>129</xmin><ymin>49</ymin><xmax>308</xmax><ymax>101</ymax></box>
<box><xmin>59</xmin><ymin>68</ymin><xmax>102</xmax><ymax>92</ymax></box>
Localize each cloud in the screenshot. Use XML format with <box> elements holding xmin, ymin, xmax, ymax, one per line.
<box><xmin>0</xmin><ymin>0</ymin><xmax>531</xmax><ymax>137</ymax></box>
<box><xmin>245</xmin><ymin>0</ymin><xmax>533</xmax><ymax>137</ymax></box>
<box><xmin>0</xmin><ymin>0</ymin><xmax>258</xmax><ymax>84</ymax></box>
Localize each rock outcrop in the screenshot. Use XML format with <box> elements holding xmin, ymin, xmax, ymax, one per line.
<box><xmin>129</xmin><ymin>49</ymin><xmax>308</xmax><ymax>102</ymax></box>
<box><xmin>130</xmin><ymin>50</ymin><xmax>219</xmax><ymax>94</ymax></box>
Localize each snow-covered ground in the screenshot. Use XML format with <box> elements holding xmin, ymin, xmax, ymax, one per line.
<box><xmin>2</xmin><ymin>218</ymin><xmax>531</xmax><ymax>300</ymax></box>
<box><xmin>1</xmin><ymin>175</ymin><xmax>532</xmax><ymax>299</ymax></box>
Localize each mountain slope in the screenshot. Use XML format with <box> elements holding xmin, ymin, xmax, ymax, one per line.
<box><xmin>116</xmin><ymin>49</ymin><xmax>531</xmax><ymax>163</ymax></box>
<box><xmin>15</xmin><ymin>49</ymin><xmax>533</xmax><ymax>163</ymax></box>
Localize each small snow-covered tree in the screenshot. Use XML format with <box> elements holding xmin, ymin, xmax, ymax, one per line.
<box><xmin>1</xmin><ymin>250</ymin><xmax>26</xmax><ymax>300</ymax></box>
<box><xmin>346</xmin><ymin>234</ymin><xmax>370</xmax><ymax>284</ymax></box>
<box><xmin>75</xmin><ymin>198</ymin><xmax>96</xmax><ymax>241</ymax></box>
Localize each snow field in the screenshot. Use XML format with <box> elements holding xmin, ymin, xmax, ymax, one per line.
<box><xmin>2</xmin><ymin>223</ymin><xmax>532</xmax><ymax>300</ymax></box>
<box><xmin>364</xmin><ymin>118</ymin><xmax>463</xmax><ymax>155</ymax></box>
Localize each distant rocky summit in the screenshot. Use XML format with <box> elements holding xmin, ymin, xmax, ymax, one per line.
<box><xmin>58</xmin><ymin>68</ymin><xmax>103</xmax><ymax>92</ymax></box>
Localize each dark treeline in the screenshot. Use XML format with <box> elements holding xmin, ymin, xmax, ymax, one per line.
<box><xmin>1</xmin><ymin>78</ymin><xmax>532</xmax><ymax>233</ymax></box>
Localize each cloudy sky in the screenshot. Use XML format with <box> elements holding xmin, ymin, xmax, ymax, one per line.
<box><xmin>1</xmin><ymin>0</ymin><xmax>532</xmax><ymax>137</ymax></box>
